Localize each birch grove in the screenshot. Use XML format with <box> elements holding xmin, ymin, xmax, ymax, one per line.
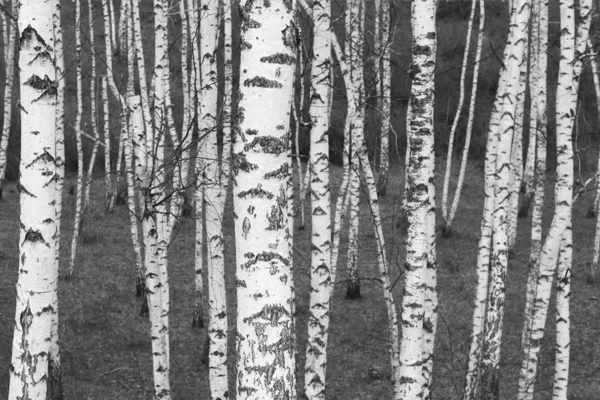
<box><xmin>3</xmin><ymin>0</ymin><xmax>600</xmax><ymax>397</ymax></box>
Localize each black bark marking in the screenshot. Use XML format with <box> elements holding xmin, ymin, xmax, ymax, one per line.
<box><xmin>281</xmin><ymin>24</ymin><xmax>298</xmax><ymax>51</ymax></box>
<box><xmin>266</xmin><ymin>185</ymin><xmax>287</xmax><ymax>231</ymax></box>
<box><xmin>23</xmin><ymin>229</ymin><xmax>50</xmax><ymax>247</ymax></box>
<box><xmin>244</xmin><ymin>76</ymin><xmax>283</xmax><ymax>89</ymax></box>
<box><xmin>24</xmin><ymin>75</ymin><xmax>58</xmax><ymax>102</ymax></box>
<box><xmin>260</xmin><ymin>53</ymin><xmax>296</xmax><ymax>65</ymax></box>
<box><xmin>242</xmin><ymin>217</ymin><xmax>252</xmax><ymax>239</ymax></box>
<box><xmin>237</xmin><ymin>183</ymin><xmax>274</xmax><ymax>200</ymax></box>
<box><xmin>232</xmin><ymin>152</ymin><xmax>258</xmax><ymax>175</ymax></box>
<box><xmin>25</xmin><ymin>149</ymin><xmax>55</xmax><ymax>168</ymax></box>
<box><xmin>244</xmin><ymin>136</ymin><xmax>287</xmax><ymax>155</ymax></box>
<box><xmin>264</xmin><ymin>163</ymin><xmax>288</xmax><ymax>180</ymax></box>
<box><xmin>241</xmin><ymin>251</ymin><xmax>289</xmax><ymax>269</ymax></box>
<box><xmin>17</xmin><ymin>183</ymin><xmax>36</xmax><ymax>198</ymax></box>
<box><xmin>20</xmin><ymin>25</ymin><xmax>51</xmax><ymax>52</ymax></box>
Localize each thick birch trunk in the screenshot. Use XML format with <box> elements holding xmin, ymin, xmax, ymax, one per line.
<box><xmin>304</xmin><ymin>0</ymin><xmax>333</xmax><ymax>397</ymax></box>
<box><xmin>398</xmin><ymin>0</ymin><xmax>436</xmax><ymax>396</ymax></box>
<box><xmin>8</xmin><ymin>4</ymin><xmax>59</xmax><ymax>397</ymax></box>
<box><xmin>234</xmin><ymin>1</ymin><xmax>297</xmax><ymax>397</ymax></box>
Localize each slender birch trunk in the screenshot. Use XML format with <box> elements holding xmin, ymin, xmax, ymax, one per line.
<box><xmin>304</xmin><ymin>0</ymin><xmax>333</xmax><ymax>397</ymax></box>
<box><xmin>68</xmin><ymin>0</ymin><xmax>85</xmax><ymax>278</ymax></box>
<box><xmin>445</xmin><ymin>0</ymin><xmax>485</xmax><ymax>236</ymax></box>
<box><xmin>0</xmin><ymin>0</ymin><xmax>17</xmax><ymax>198</ymax></box>
<box><xmin>441</xmin><ymin>0</ymin><xmax>477</xmax><ymax>235</ymax></box>
<box><xmin>8</xmin><ymin>3</ymin><xmax>59</xmax><ymax>397</ymax></box>
<box><xmin>49</xmin><ymin>0</ymin><xmax>65</xmax><ymax>395</ymax></box>
<box><xmin>507</xmin><ymin>34</ymin><xmax>529</xmax><ymax>250</ymax></box>
<box><xmin>398</xmin><ymin>0</ymin><xmax>437</xmax><ymax>395</ymax></box>
<box><xmin>84</xmin><ymin>0</ymin><xmax>99</xmax><ymax>210</ymax></box>
<box><xmin>103</xmin><ymin>74</ymin><xmax>117</xmax><ymax>213</ymax></box>
<box><xmin>345</xmin><ymin>0</ymin><xmax>364</xmax><ymax>300</ymax></box>
<box><xmin>234</xmin><ymin>1</ymin><xmax>297</xmax><ymax>397</ymax></box>
<box><xmin>377</xmin><ymin>0</ymin><xmax>391</xmax><ymax>196</ymax></box>
<box><xmin>588</xmin><ymin>40</ymin><xmax>600</xmax><ymax>280</ymax></box>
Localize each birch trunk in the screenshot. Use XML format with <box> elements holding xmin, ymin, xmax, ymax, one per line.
<box><xmin>376</xmin><ymin>0</ymin><xmax>391</xmax><ymax>197</ymax></box>
<box><xmin>446</xmin><ymin>0</ymin><xmax>485</xmax><ymax>236</ymax></box>
<box><xmin>478</xmin><ymin>0</ymin><xmax>530</xmax><ymax>395</ymax></box>
<box><xmin>49</xmin><ymin>0</ymin><xmax>65</xmax><ymax>394</ymax></box>
<box><xmin>345</xmin><ymin>0</ymin><xmax>364</xmax><ymax>300</ymax></box>
<box><xmin>0</xmin><ymin>0</ymin><xmax>16</xmax><ymax>197</ymax></box>
<box><xmin>8</xmin><ymin>3</ymin><xmax>59</xmax><ymax>397</ymax></box>
<box><xmin>84</xmin><ymin>0</ymin><xmax>99</xmax><ymax>210</ymax></box>
<box><xmin>441</xmin><ymin>0</ymin><xmax>477</xmax><ymax>234</ymax></box>
<box><xmin>304</xmin><ymin>0</ymin><xmax>333</xmax><ymax>397</ymax></box>
<box><xmin>398</xmin><ymin>0</ymin><xmax>437</xmax><ymax>395</ymax></box>
<box><xmin>517</xmin><ymin>0</ymin><xmax>548</xmax><ymax>395</ymax></box>
<box><xmin>68</xmin><ymin>0</ymin><xmax>85</xmax><ymax>278</ymax></box>
<box><xmin>234</xmin><ymin>1</ymin><xmax>297</xmax><ymax>397</ymax></box>
<box><xmin>517</xmin><ymin>0</ymin><xmax>590</xmax><ymax>393</ymax></box>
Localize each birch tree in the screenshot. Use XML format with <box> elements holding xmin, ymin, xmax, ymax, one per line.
<box><xmin>398</xmin><ymin>0</ymin><xmax>437</xmax><ymax>396</ymax></box>
<box><xmin>518</xmin><ymin>0</ymin><xmax>591</xmax><ymax>397</ymax></box>
<box><xmin>8</xmin><ymin>0</ymin><xmax>60</xmax><ymax>397</ymax></box>
<box><xmin>304</xmin><ymin>0</ymin><xmax>333</xmax><ymax>397</ymax></box>
<box><xmin>0</xmin><ymin>0</ymin><xmax>17</xmax><ymax>198</ymax></box>
<box><xmin>233</xmin><ymin>1</ymin><xmax>297</xmax><ymax>397</ymax></box>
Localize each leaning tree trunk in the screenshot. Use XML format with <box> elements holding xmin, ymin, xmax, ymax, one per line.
<box><xmin>478</xmin><ymin>0</ymin><xmax>530</xmax><ymax>396</ymax></box>
<box><xmin>8</xmin><ymin>3</ymin><xmax>59</xmax><ymax>398</ymax></box>
<box><xmin>398</xmin><ymin>0</ymin><xmax>437</xmax><ymax>396</ymax></box>
<box><xmin>441</xmin><ymin>0</ymin><xmax>477</xmax><ymax>234</ymax></box>
<box><xmin>304</xmin><ymin>0</ymin><xmax>333</xmax><ymax>397</ymax></box>
<box><xmin>445</xmin><ymin>0</ymin><xmax>485</xmax><ymax>237</ymax></box>
<box><xmin>233</xmin><ymin>1</ymin><xmax>297</xmax><ymax>398</ymax></box>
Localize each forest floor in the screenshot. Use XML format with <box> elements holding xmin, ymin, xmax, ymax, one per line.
<box><xmin>1</xmin><ymin>161</ymin><xmax>600</xmax><ymax>400</ymax></box>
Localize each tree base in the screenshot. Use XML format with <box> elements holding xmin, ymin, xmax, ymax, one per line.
<box><xmin>478</xmin><ymin>365</ymin><xmax>500</xmax><ymax>400</ymax></box>
<box><xmin>440</xmin><ymin>224</ymin><xmax>453</xmax><ymax>238</ymax></box>
<box><xmin>136</xmin><ymin>274</ymin><xmax>145</xmax><ymax>298</ymax></box>
<box><xmin>346</xmin><ymin>280</ymin><xmax>361</xmax><ymax>299</ymax></box>
<box><xmin>201</xmin><ymin>333</ymin><xmax>210</xmax><ymax>366</ymax></box>
<box><xmin>586</xmin><ymin>204</ymin><xmax>595</xmax><ymax>219</ymax></box>
<box><xmin>518</xmin><ymin>195</ymin><xmax>532</xmax><ymax>219</ymax></box>
<box><xmin>139</xmin><ymin>295</ymin><xmax>149</xmax><ymax>317</ymax></box>
<box><xmin>48</xmin><ymin>359</ymin><xmax>64</xmax><ymax>400</ymax></box>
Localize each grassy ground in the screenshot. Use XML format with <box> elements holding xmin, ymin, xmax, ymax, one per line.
<box><xmin>1</xmin><ymin>161</ymin><xmax>600</xmax><ymax>399</ymax></box>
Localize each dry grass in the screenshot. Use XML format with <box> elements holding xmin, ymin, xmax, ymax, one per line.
<box><xmin>1</xmin><ymin>162</ymin><xmax>600</xmax><ymax>399</ymax></box>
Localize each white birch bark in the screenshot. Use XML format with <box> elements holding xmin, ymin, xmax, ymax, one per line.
<box><xmin>8</xmin><ymin>2</ymin><xmax>59</xmax><ymax>397</ymax></box>
<box><xmin>517</xmin><ymin>0</ymin><xmax>548</xmax><ymax>396</ymax></box>
<box><xmin>517</xmin><ymin>0</ymin><xmax>590</xmax><ymax>394</ymax></box>
<box><xmin>84</xmin><ymin>0</ymin><xmax>99</xmax><ymax>210</ymax></box>
<box><xmin>49</xmin><ymin>0</ymin><xmax>65</xmax><ymax>394</ymax></box>
<box><xmin>68</xmin><ymin>0</ymin><xmax>85</xmax><ymax>278</ymax></box>
<box><xmin>345</xmin><ymin>0</ymin><xmax>363</xmax><ymax>300</ymax></box>
<box><xmin>479</xmin><ymin>0</ymin><xmax>530</xmax><ymax>395</ymax></box>
<box><xmin>552</xmin><ymin>224</ymin><xmax>571</xmax><ymax>400</ymax></box>
<box><xmin>446</xmin><ymin>0</ymin><xmax>485</xmax><ymax>236</ymax></box>
<box><xmin>376</xmin><ymin>0</ymin><xmax>391</xmax><ymax>197</ymax></box>
<box><xmin>0</xmin><ymin>0</ymin><xmax>17</xmax><ymax>196</ymax></box>
<box><xmin>304</xmin><ymin>0</ymin><xmax>333</xmax><ymax>397</ymax></box>
<box><xmin>441</xmin><ymin>0</ymin><xmax>477</xmax><ymax>234</ymax></box>
<box><xmin>399</xmin><ymin>0</ymin><xmax>436</xmax><ymax>395</ymax></box>
<box><xmin>234</xmin><ymin>1</ymin><xmax>297</xmax><ymax>397</ymax></box>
